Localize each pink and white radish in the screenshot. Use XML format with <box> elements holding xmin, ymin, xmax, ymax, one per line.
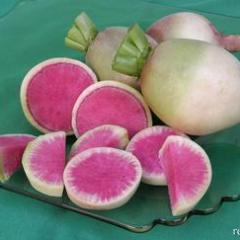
<box><xmin>65</xmin><ymin>12</ymin><xmax>156</xmax><ymax>88</ymax></box>
<box><xmin>0</xmin><ymin>134</ymin><xmax>35</xmax><ymax>182</ymax></box>
<box><xmin>112</xmin><ymin>24</ymin><xmax>240</xmax><ymax>135</ymax></box>
<box><xmin>126</xmin><ymin>126</ymin><xmax>187</xmax><ymax>185</ymax></box>
<box><xmin>159</xmin><ymin>136</ymin><xmax>212</xmax><ymax>216</ymax></box>
<box><xmin>69</xmin><ymin>124</ymin><xmax>129</xmax><ymax>159</ymax></box>
<box><xmin>64</xmin><ymin>147</ymin><xmax>142</xmax><ymax>210</ymax></box>
<box><xmin>22</xmin><ymin>132</ymin><xmax>66</xmax><ymax>197</ymax></box>
<box><xmin>72</xmin><ymin>81</ymin><xmax>152</xmax><ymax>138</ymax></box>
<box><xmin>20</xmin><ymin>58</ymin><xmax>97</xmax><ymax>134</ymax></box>
<box><xmin>147</xmin><ymin>12</ymin><xmax>240</xmax><ymax>52</ymax></box>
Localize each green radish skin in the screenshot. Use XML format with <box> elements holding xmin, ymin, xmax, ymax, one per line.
<box><xmin>112</xmin><ymin>25</ymin><xmax>240</xmax><ymax>135</ymax></box>
<box><xmin>86</xmin><ymin>27</ymin><xmax>139</xmax><ymax>88</ymax></box>
<box><xmin>65</xmin><ymin>13</ymin><xmax>156</xmax><ymax>89</ymax></box>
<box><xmin>141</xmin><ymin>39</ymin><xmax>240</xmax><ymax>135</ymax></box>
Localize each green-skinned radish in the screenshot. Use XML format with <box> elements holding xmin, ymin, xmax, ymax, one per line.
<box><xmin>65</xmin><ymin>12</ymin><xmax>156</xmax><ymax>88</ymax></box>
<box><xmin>112</xmin><ymin>24</ymin><xmax>240</xmax><ymax>136</ymax></box>
<box><xmin>147</xmin><ymin>12</ymin><xmax>240</xmax><ymax>52</ymax></box>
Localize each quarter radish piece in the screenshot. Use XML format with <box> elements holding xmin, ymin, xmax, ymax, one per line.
<box><xmin>147</xmin><ymin>12</ymin><xmax>240</xmax><ymax>52</ymax></box>
<box><xmin>65</xmin><ymin>12</ymin><xmax>156</xmax><ymax>88</ymax></box>
<box><xmin>20</xmin><ymin>58</ymin><xmax>97</xmax><ymax>134</ymax></box>
<box><xmin>112</xmin><ymin>24</ymin><xmax>240</xmax><ymax>135</ymax></box>
<box><xmin>0</xmin><ymin>134</ymin><xmax>35</xmax><ymax>182</ymax></box>
<box><xmin>64</xmin><ymin>147</ymin><xmax>142</xmax><ymax>210</ymax></box>
<box><xmin>159</xmin><ymin>136</ymin><xmax>212</xmax><ymax>216</ymax></box>
<box><xmin>69</xmin><ymin>125</ymin><xmax>129</xmax><ymax>159</ymax></box>
<box><xmin>72</xmin><ymin>81</ymin><xmax>152</xmax><ymax>138</ymax></box>
<box><xmin>22</xmin><ymin>132</ymin><xmax>66</xmax><ymax>197</ymax></box>
<box><xmin>126</xmin><ymin>126</ymin><xmax>187</xmax><ymax>185</ymax></box>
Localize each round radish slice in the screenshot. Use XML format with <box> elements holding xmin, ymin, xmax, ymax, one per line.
<box><xmin>69</xmin><ymin>124</ymin><xmax>129</xmax><ymax>159</ymax></box>
<box><xmin>126</xmin><ymin>126</ymin><xmax>187</xmax><ymax>185</ymax></box>
<box><xmin>64</xmin><ymin>147</ymin><xmax>142</xmax><ymax>210</ymax></box>
<box><xmin>72</xmin><ymin>81</ymin><xmax>152</xmax><ymax>138</ymax></box>
<box><xmin>159</xmin><ymin>136</ymin><xmax>212</xmax><ymax>216</ymax></box>
<box><xmin>20</xmin><ymin>58</ymin><xmax>97</xmax><ymax>134</ymax></box>
<box><xmin>22</xmin><ymin>131</ymin><xmax>66</xmax><ymax>197</ymax></box>
<box><xmin>0</xmin><ymin>134</ymin><xmax>35</xmax><ymax>182</ymax></box>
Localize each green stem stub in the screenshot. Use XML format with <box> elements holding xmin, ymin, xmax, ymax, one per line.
<box><xmin>65</xmin><ymin>12</ymin><xmax>98</xmax><ymax>52</ymax></box>
<box><xmin>112</xmin><ymin>24</ymin><xmax>152</xmax><ymax>77</ymax></box>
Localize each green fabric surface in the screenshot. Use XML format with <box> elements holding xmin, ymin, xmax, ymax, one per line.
<box><xmin>0</xmin><ymin>0</ymin><xmax>240</xmax><ymax>239</ymax></box>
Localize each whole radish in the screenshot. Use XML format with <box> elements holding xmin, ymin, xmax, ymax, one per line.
<box><xmin>147</xmin><ymin>12</ymin><xmax>240</xmax><ymax>52</ymax></box>
<box><xmin>65</xmin><ymin>12</ymin><xmax>156</xmax><ymax>88</ymax></box>
<box><xmin>112</xmin><ymin>24</ymin><xmax>240</xmax><ymax>136</ymax></box>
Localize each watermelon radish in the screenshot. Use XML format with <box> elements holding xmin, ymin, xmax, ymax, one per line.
<box><xmin>72</xmin><ymin>81</ymin><xmax>152</xmax><ymax>138</ymax></box>
<box><xmin>20</xmin><ymin>58</ymin><xmax>97</xmax><ymax>134</ymax></box>
<box><xmin>64</xmin><ymin>147</ymin><xmax>142</xmax><ymax>210</ymax></box>
<box><xmin>159</xmin><ymin>136</ymin><xmax>212</xmax><ymax>216</ymax></box>
<box><xmin>0</xmin><ymin>134</ymin><xmax>35</xmax><ymax>182</ymax></box>
<box><xmin>147</xmin><ymin>12</ymin><xmax>240</xmax><ymax>52</ymax></box>
<box><xmin>65</xmin><ymin>12</ymin><xmax>156</xmax><ymax>88</ymax></box>
<box><xmin>69</xmin><ymin>124</ymin><xmax>129</xmax><ymax>159</ymax></box>
<box><xmin>112</xmin><ymin>24</ymin><xmax>240</xmax><ymax>135</ymax></box>
<box><xmin>22</xmin><ymin>131</ymin><xmax>66</xmax><ymax>197</ymax></box>
<box><xmin>126</xmin><ymin>126</ymin><xmax>187</xmax><ymax>185</ymax></box>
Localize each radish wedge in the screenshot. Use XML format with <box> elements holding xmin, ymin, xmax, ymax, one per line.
<box><xmin>22</xmin><ymin>132</ymin><xmax>66</xmax><ymax>197</ymax></box>
<box><xmin>159</xmin><ymin>136</ymin><xmax>212</xmax><ymax>216</ymax></box>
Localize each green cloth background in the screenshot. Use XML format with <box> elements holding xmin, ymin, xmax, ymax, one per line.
<box><xmin>0</xmin><ymin>0</ymin><xmax>240</xmax><ymax>239</ymax></box>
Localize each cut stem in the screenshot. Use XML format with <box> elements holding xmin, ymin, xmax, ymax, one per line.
<box><xmin>112</xmin><ymin>24</ymin><xmax>152</xmax><ymax>77</ymax></box>
<box><xmin>219</xmin><ymin>34</ymin><xmax>240</xmax><ymax>52</ymax></box>
<box><xmin>65</xmin><ymin>12</ymin><xmax>98</xmax><ymax>52</ymax></box>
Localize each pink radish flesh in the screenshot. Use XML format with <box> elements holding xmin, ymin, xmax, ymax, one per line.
<box><xmin>70</xmin><ymin>152</ymin><xmax>136</xmax><ymax>200</ymax></box>
<box><xmin>159</xmin><ymin>136</ymin><xmax>212</xmax><ymax>216</ymax></box>
<box><xmin>28</xmin><ymin>136</ymin><xmax>65</xmax><ymax>184</ymax></box>
<box><xmin>72</xmin><ymin>81</ymin><xmax>151</xmax><ymax>137</ymax></box>
<box><xmin>0</xmin><ymin>135</ymin><xmax>35</xmax><ymax>181</ymax></box>
<box><xmin>22</xmin><ymin>132</ymin><xmax>66</xmax><ymax>197</ymax></box>
<box><xmin>69</xmin><ymin>125</ymin><xmax>129</xmax><ymax>159</ymax></box>
<box><xmin>22</xmin><ymin>59</ymin><xmax>97</xmax><ymax>133</ymax></box>
<box><xmin>127</xmin><ymin>126</ymin><xmax>186</xmax><ymax>185</ymax></box>
<box><xmin>64</xmin><ymin>147</ymin><xmax>142</xmax><ymax>209</ymax></box>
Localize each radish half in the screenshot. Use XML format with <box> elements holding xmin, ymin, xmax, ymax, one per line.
<box><xmin>159</xmin><ymin>136</ymin><xmax>212</xmax><ymax>216</ymax></box>
<box><xmin>147</xmin><ymin>12</ymin><xmax>240</xmax><ymax>52</ymax></box>
<box><xmin>65</xmin><ymin>12</ymin><xmax>156</xmax><ymax>88</ymax></box>
<box><xmin>22</xmin><ymin>131</ymin><xmax>66</xmax><ymax>197</ymax></box>
<box><xmin>112</xmin><ymin>24</ymin><xmax>240</xmax><ymax>135</ymax></box>
<box><xmin>64</xmin><ymin>147</ymin><xmax>142</xmax><ymax>210</ymax></box>
<box><xmin>126</xmin><ymin>126</ymin><xmax>187</xmax><ymax>185</ymax></box>
<box><xmin>20</xmin><ymin>58</ymin><xmax>97</xmax><ymax>134</ymax></box>
<box><xmin>69</xmin><ymin>125</ymin><xmax>129</xmax><ymax>159</ymax></box>
<box><xmin>0</xmin><ymin>134</ymin><xmax>35</xmax><ymax>182</ymax></box>
<box><xmin>72</xmin><ymin>81</ymin><xmax>152</xmax><ymax>138</ymax></box>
